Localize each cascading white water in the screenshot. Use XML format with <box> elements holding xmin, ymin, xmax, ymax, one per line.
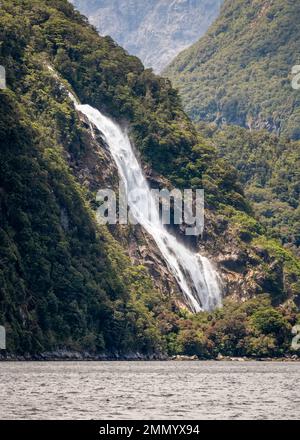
<box><xmin>74</xmin><ymin>101</ymin><xmax>222</xmax><ymax>312</ymax></box>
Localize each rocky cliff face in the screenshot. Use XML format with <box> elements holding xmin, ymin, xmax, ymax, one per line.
<box><xmin>1</xmin><ymin>0</ymin><xmax>299</xmax><ymax>358</ymax></box>
<box><xmin>71</xmin><ymin>0</ymin><xmax>223</xmax><ymax>72</ymax></box>
<box><xmin>72</xmin><ymin>109</ymin><xmax>300</xmax><ymax>312</ymax></box>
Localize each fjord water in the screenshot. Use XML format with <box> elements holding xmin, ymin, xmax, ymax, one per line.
<box><xmin>1</xmin><ymin>361</ymin><xmax>300</xmax><ymax>420</ymax></box>
<box><xmin>76</xmin><ymin>103</ymin><xmax>222</xmax><ymax>312</ymax></box>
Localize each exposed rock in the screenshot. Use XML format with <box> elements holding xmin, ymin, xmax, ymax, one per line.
<box><xmin>70</xmin><ymin>96</ymin><xmax>297</xmax><ymax>312</ymax></box>
<box><xmin>71</xmin><ymin>0</ymin><xmax>223</xmax><ymax>72</ymax></box>
<box><xmin>172</xmin><ymin>355</ymin><xmax>198</xmax><ymax>361</ymax></box>
<box><xmin>67</xmin><ymin>111</ymin><xmax>182</xmax><ymax>300</ymax></box>
<box><xmin>216</xmin><ymin>251</ymin><xmax>247</xmax><ymax>273</ymax></box>
<box><xmin>0</xmin><ymin>351</ymin><xmax>168</xmax><ymax>361</ymax></box>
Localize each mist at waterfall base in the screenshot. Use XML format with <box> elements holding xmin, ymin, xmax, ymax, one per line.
<box><xmin>75</xmin><ymin>102</ymin><xmax>222</xmax><ymax>312</ymax></box>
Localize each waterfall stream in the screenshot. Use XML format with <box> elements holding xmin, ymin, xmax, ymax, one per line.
<box><xmin>74</xmin><ymin>100</ymin><xmax>222</xmax><ymax>312</ymax></box>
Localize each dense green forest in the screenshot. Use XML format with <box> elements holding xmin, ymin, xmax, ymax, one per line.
<box><xmin>0</xmin><ymin>0</ymin><xmax>299</xmax><ymax>358</ymax></box>
<box><xmin>165</xmin><ymin>0</ymin><xmax>300</xmax><ymax>140</ymax></box>
<box><xmin>0</xmin><ymin>89</ymin><xmax>172</xmax><ymax>354</ymax></box>
<box><xmin>164</xmin><ymin>0</ymin><xmax>300</xmax><ymax>356</ymax></box>
<box><xmin>199</xmin><ymin>123</ymin><xmax>300</xmax><ymax>257</ymax></box>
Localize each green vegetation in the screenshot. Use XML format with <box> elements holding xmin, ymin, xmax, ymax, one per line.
<box><xmin>165</xmin><ymin>0</ymin><xmax>300</xmax><ymax>140</ymax></box>
<box><xmin>0</xmin><ymin>88</ymin><xmax>170</xmax><ymax>354</ymax></box>
<box><xmin>0</xmin><ymin>0</ymin><xmax>173</xmax><ymax>355</ymax></box>
<box><xmin>170</xmin><ymin>295</ymin><xmax>299</xmax><ymax>358</ymax></box>
<box><xmin>0</xmin><ymin>0</ymin><xmax>299</xmax><ymax>358</ymax></box>
<box><xmin>201</xmin><ymin>124</ymin><xmax>300</xmax><ymax>256</ymax></box>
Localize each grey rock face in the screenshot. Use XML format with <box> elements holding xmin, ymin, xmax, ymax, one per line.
<box><xmin>71</xmin><ymin>0</ymin><xmax>223</xmax><ymax>72</ymax></box>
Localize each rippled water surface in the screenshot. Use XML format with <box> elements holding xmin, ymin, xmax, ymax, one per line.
<box><xmin>0</xmin><ymin>361</ymin><xmax>299</xmax><ymax>419</ymax></box>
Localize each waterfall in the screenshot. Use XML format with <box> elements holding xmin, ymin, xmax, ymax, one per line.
<box><xmin>74</xmin><ymin>102</ymin><xmax>222</xmax><ymax>312</ymax></box>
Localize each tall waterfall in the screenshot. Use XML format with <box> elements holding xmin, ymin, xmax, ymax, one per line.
<box><xmin>75</xmin><ymin>102</ymin><xmax>222</xmax><ymax>312</ymax></box>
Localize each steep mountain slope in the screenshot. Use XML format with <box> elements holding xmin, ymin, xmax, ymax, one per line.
<box><xmin>0</xmin><ymin>0</ymin><xmax>299</xmax><ymax>358</ymax></box>
<box><xmin>165</xmin><ymin>0</ymin><xmax>300</xmax><ymax>140</ymax></box>
<box><xmin>0</xmin><ymin>0</ymin><xmax>175</xmax><ymax>356</ymax></box>
<box><xmin>200</xmin><ymin>124</ymin><xmax>300</xmax><ymax>256</ymax></box>
<box><xmin>70</xmin><ymin>0</ymin><xmax>223</xmax><ymax>72</ymax></box>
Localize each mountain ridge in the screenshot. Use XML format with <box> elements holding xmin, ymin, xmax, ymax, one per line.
<box><xmin>0</xmin><ymin>0</ymin><xmax>299</xmax><ymax>358</ymax></box>
<box><xmin>165</xmin><ymin>0</ymin><xmax>300</xmax><ymax>140</ymax></box>
<box><xmin>71</xmin><ymin>0</ymin><xmax>223</xmax><ymax>72</ymax></box>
